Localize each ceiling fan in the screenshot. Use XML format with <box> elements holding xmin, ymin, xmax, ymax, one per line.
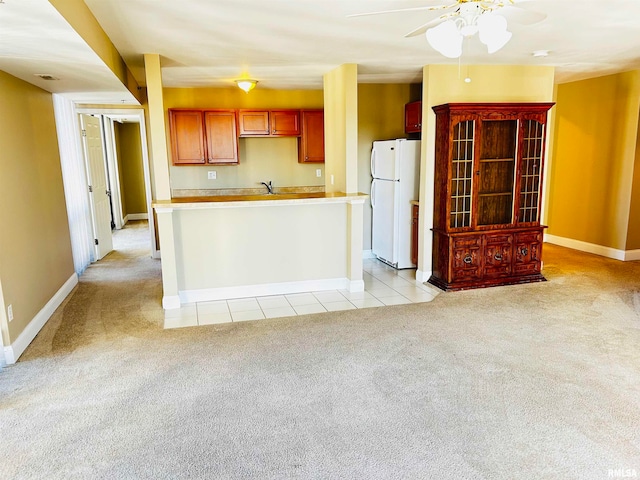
<box><xmin>348</xmin><ymin>0</ymin><xmax>547</xmax><ymax>58</ymax></box>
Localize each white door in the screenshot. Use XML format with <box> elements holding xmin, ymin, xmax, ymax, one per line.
<box><xmin>371</xmin><ymin>178</ymin><xmax>399</xmax><ymax>266</ymax></box>
<box><xmin>80</xmin><ymin>114</ymin><xmax>113</xmax><ymax>260</ymax></box>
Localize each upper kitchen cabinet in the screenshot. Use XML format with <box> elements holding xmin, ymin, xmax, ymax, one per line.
<box><xmin>169</xmin><ymin>110</ymin><xmax>206</xmax><ymax>164</ymax></box>
<box><xmin>238</xmin><ymin>110</ymin><xmax>269</xmax><ymax>135</ymax></box>
<box><xmin>405</xmin><ymin>101</ymin><xmax>422</xmax><ymax>134</ymax></box>
<box><xmin>204</xmin><ymin>110</ymin><xmax>239</xmax><ymax>164</ymax></box>
<box><xmin>298</xmin><ymin>109</ymin><xmax>324</xmax><ymax>163</ymax></box>
<box><xmin>169</xmin><ymin>109</ymin><xmax>239</xmax><ymax>165</ymax></box>
<box><xmin>238</xmin><ymin>109</ymin><xmax>300</xmax><ymax>136</ymax></box>
<box><xmin>271</xmin><ymin>110</ymin><xmax>300</xmax><ymax>136</ymax></box>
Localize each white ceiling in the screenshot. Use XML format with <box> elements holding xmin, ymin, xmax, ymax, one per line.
<box><xmin>0</xmin><ymin>0</ymin><xmax>137</xmax><ymax>104</ymax></box>
<box><xmin>1</xmin><ymin>0</ymin><xmax>640</xmax><ymax>100</ymax></box>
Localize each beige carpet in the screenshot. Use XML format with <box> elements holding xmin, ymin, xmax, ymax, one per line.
<box><xmin>1</xmin><ymin>221</ymin><xmax>639</xmax><ymax>479</ymax></box>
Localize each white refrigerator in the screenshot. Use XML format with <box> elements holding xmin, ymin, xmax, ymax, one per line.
<box><xmin>371</xmin><ymin>139</ymin><xmax>420</xmax><ymax>269</ymax></box>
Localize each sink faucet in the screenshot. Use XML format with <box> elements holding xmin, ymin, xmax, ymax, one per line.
<box><xmin>261</xmin><ymin>181</ymin><xmax>273</xmax><ymax>194</ymax></box>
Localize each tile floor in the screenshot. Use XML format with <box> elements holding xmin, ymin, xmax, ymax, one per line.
<box><xmin>164</xmin><ymin>258</ymin><xmax>441</xmax><ymax>329</ymax></box>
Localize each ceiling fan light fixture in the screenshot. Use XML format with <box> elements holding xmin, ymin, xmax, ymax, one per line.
<box><xmin>235</xmin><ymin>79</ymin><xmax>257</xmax><ymax>93</ymax></box>
<box><xmin>426</xmin><ymin>20</ymin><xmax>463</xmax><ymax>58</ymax></box>
<box><xmin>477</xmin><ymin>13</ymin><xmax>512</xmax><ymax>54</ymax></box>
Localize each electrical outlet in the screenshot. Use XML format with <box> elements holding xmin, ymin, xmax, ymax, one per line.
<box><xmin>330</xmin><ymin>174</ymin><xmax>334</xmax><ymax>185</ymax></box>
<box><xmin>316</xmin><ymin>169</ymin><xmax>322</xmax><ymax>178</ymax></box>
<box><xmin>207</xmin><ymin>171</ymin><xmax>217</xmax><ymax>180</ymax></box>
<box><xmin>7</xmin><ymin>304</ymin><xmax>13</xmax><ymax>322</ymax></box>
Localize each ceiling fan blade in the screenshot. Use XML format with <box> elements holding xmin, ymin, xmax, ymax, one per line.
<box><xmin>404</xmin><ymin>15</ymin><xmax>450</xmax><ymax>38</ymax></box>
<box><xmin>500</xmin><ymin>5</ymin><xmax>547</xmax><ymax>25</ymax></box>
<box><xmin>347</xmin><ymin>3</ymin><xmax>455</xmax><ymax>18</ymax></box>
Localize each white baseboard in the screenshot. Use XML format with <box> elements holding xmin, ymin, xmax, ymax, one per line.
<box><xmin>171</xmin><ymin>277</ymin><xmax>352</xmax><ymax>308</ymax></box>
<box><xmin>124</xmin><ymin>213</ymin><xmax>148</xmax><ymax>223</ymax></box>
<box><xmin>3</xmin><ymin>273</ymin><xmax>78</xmax><ymax>364</ymax></box>
<box><xmin>362</xmin><ymin>249</ymin><xmax>375</xmax><ymax>259</ymax></box>
<box><xmin>625</xmin><ymin>249</ymin><xmax>640</xmax><ymax>261</ymax></box>
<box><xmin>544</xmin><ymin>234</ymin><xmax>632</xmax><ymax>261</ymax></box>
<box><xmin>349</xmin><ymin>280</ymin><xmax>365</xmax><ymax>292</ymax></box>
<box><xmin>162</xmin><ymin>295</ymin><xmax>181</xmax><ymax>310</ymax></box>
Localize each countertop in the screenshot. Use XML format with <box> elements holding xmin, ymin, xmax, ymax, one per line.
<box><xmin>153</xmin><ymin>192</ymin><xmax>368</xmax><ymax>210</ymax></box>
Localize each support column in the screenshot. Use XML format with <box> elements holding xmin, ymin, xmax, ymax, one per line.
<box><xmin>347</xmin><ymin>197</ymin><xmax>365</xmax><ymax>292</ymax></box>
<box><xmin>323</xmin><ymin>64</ymin><xmax>359</xmax><ymax>194</ymax></box>
<box><xmin>155</xmin><ymin>207</ymin><xmax>180</xmax><ymax>309</ymax></box>
<box><xmin>144</xmin><ymin>53</ymin><xmax>171</xmax><ymax>200</ymax></box>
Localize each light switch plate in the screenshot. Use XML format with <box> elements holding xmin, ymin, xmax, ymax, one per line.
<box><xmin>7</xmin><ymin>304</ymin><xmax>13</xmax><ymax>322</ymax></box>
<box><xmin>207</xmin><ymin>171</ymin><xmax>217</xmax><ymax>180</ymax></box>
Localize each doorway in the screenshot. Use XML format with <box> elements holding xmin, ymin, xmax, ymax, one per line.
<box><xmin>77</xmin><ymin>108</ymin><xmax>157</xmax><ymax>259</ymax></box>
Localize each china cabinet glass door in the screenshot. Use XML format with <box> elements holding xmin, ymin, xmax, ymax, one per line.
<box><xmin>450</xmin><ymin>120</ymin><xmax>474</xmax><ymax>229</ymax></box>
<box><xmin>518</xmin><ymin>120</ymin><xmax>545</xmax><ymax>223</ymax></box>
<box><xmin>477</xmin><ymin>120</ymin><xmax>517</xmax><ymax>226</ymax></box>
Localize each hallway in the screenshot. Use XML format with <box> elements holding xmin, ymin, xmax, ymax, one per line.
<box><xmin>21</xmin><ymin>221</ymin><xmax>164</xmax><ymax>360</ymax></box>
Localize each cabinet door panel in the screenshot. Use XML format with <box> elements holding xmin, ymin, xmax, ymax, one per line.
<box><xmin>514</xmin><ymin>231</ymin><xmax>542</xmax><ymax>275</ymax></box>
<box><xmin>451</xmin><ymin>236</ymin><xmax>482</xmax><ymax>282</ymax></box>
<box><xmin>405</xmin><ymin>101</ymin><xmax>422</xmax><ymax>133</ymax></box>
<box><xmin>411</xmin><ymin>204</ymin><xmax>419</xmax><ymax>265</ymax></box>
<box><xmin>238</xmin><ymin>111</ymin><xmax>269</xmax><ymax>135</ymax></box>
<box><xmin>299</xmin><ymin>110</ymin><xmax>324</xmax><ymax>163</ymax></box>
<box><xmin>271</xmin><ymin>110</ymin><xmax>300</xmax><ymax>136</ymax></box>
<box><xmin>204</xmin><ymin>111</ymin><xmax>238</xmax><ymax>164</ymax></box>
<box><xmin>484</xmin><ymin>240</ymin><xmax>512</xmax><ymax>278</ymax></box>
<box><xmin>170</xmin><ymin>110</ymin><xmax>205</xmax><ymax>165</ymax></box>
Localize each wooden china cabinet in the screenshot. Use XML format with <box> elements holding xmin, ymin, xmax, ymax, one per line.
<box><xmin>429</xmin><ymin>102</ymin><xmax>554</xmax><ymax>291</ymax></box>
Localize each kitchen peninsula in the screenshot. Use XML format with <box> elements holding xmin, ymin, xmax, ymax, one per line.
<box><xmin>154</xmin><ymin>192</ymin><xmax>367</xmax><ymax>309</ymax></box>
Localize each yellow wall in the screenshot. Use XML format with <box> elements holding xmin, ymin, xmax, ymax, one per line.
<box><xmin>628</xmin><ymin>113</ymin><xmax>640</xmax><ymax>250</ymax></box>
<box><xmin>0</xmin><ymin>71</ymin><xmax>75</xmax><ymax>345</ymax></box>
<box><xmin>323</xmin><ymin>64</ymin><xmax>359</xmax><ymax>193</ymax></box>
<box><xmin>417</xmin><ymin>65</ymin><xmax>555</xmax><ymax>276</ymax></box>
<box><xmin>116</xmin><ymin>122</ymin><xmax>147</xmax><ymax>215</ymax></box>
<box><xmin>163</xmin><ymin>87</ymin><xmax>325</xmax><ymax>191</ymax></box>
<box><xmin>164</xmin><ymin>88</ymin><xmax>324</xmax><ymax>110</ymax></box>
<box><xmin>113</xmin><ymin>124</ymin><xmax>127</xmax><ymax>216</ymax></box>
<box><xmin>358</xmin><ymin>83</ymin><xmax>413</xmax><ymax>250</ymax></box>
<box><xmin>548</xmin><ymin>71</ymin><xmax>640</xmax><ymax>251</ymax></box>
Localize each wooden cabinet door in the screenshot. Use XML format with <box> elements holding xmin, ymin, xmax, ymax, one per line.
<box><xmin>204</xmin><ymin>110</ymin><xmax>238</xmax><ymax>164</ymax></box>
<box><xmin>271</xmin><ymin>110</ymin><xmax>300</xmax><ymax>136</ymax></box>
<box><xmin>238</xmin><ymin>110</ymin><xmax>269</xmax><ymax>135</ymax></box>
<box><xmin>411</xmin><ymin>204</ymin><xmax>419</xmax><ymax>265</ymax></box>
<box><xmin>451</xmin><ymin>235</ymin><xmax>482</xmax><ymax>283</ymax></box>
<box><xmin>405</xmin><ymin>101</ymin><xmax>422</xmax><ymax>133</ymax></box>
<box><xmin>299</xmin><ymin>110</ymin><xmax>324</xmax><ymax>163</ymax></box>
<box><xmin>484</xmin><ymin>233</ymin><xmax>513</xmax><ymax>279</ymax></box>
<box><xmin>514</xmin><ymin>230</ymin><xmax>543</xmax><ymax>275</ymax></box>
<box><xmin>169</xmin><ymin>110</ymin><xmax>206</xmax><ymax>165</ymax></box>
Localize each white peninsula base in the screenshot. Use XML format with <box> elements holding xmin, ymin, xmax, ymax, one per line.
<box><xmin>154</xmin><ymin>193</ymin><xmax>367</xmax><ymax>310</ymax></box>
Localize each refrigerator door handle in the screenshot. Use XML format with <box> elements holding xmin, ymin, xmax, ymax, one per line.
<box><xmin>370</xmin><ymin>148</ymin><xmax>376</xmax><ymax>178</ymax></box>
<box><xmin>370</xmin><ymin>179</ymin><xmax>376</xmax><ymax>208</ymax></box>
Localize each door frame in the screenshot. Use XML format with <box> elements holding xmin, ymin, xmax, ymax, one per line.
<box><xmin>76</xmin><ymin>107</ymin><xmax>158</xmax><ymax>258</ymax></box>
